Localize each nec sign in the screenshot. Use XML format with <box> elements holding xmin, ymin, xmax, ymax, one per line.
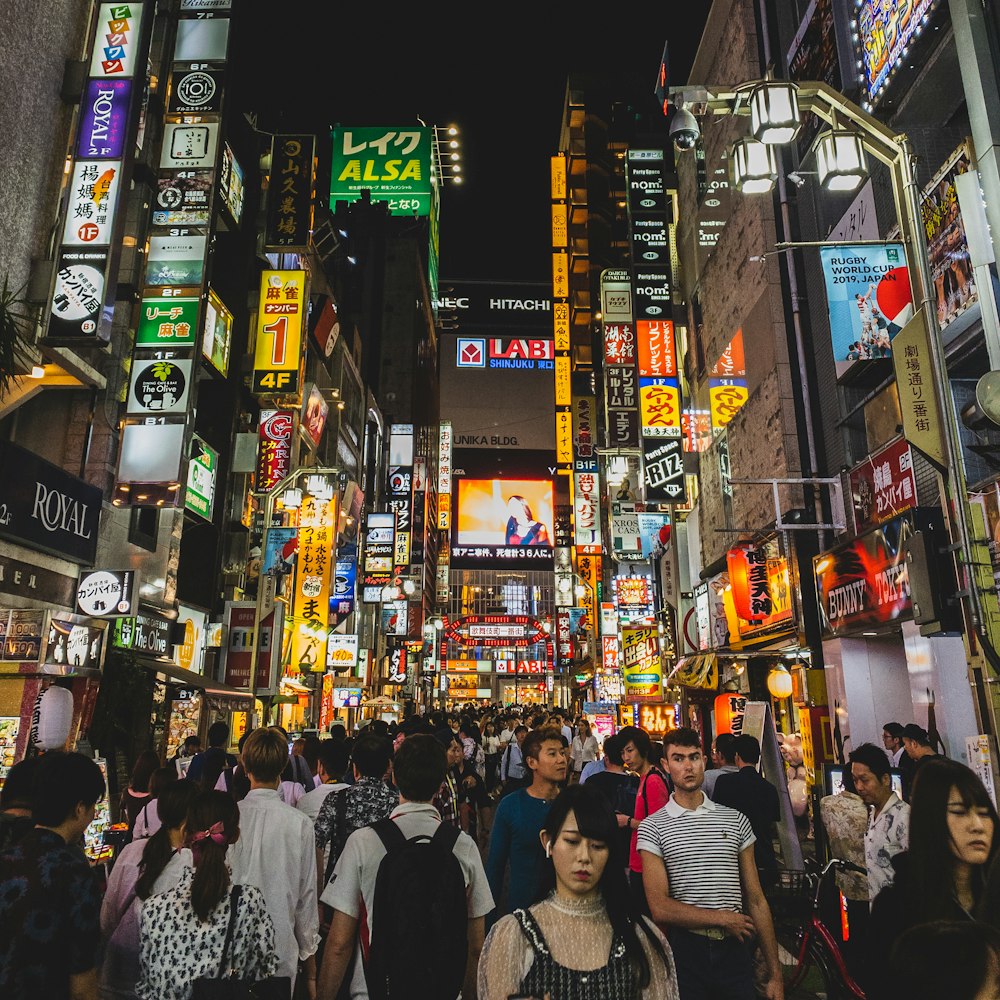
<box><xmin>456</xmin><ymin>338</ymin><xmax>555</xmax><ymax>370</ymax></box>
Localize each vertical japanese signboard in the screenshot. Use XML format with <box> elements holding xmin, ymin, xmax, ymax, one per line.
<box><xmin>621</xmin><ymin>625</ymin><xmax>663</xmax><ymax>702</ymax></box>
<box><xmin>252</xmin><ymin>270</ymin><xmax>306</xmax><ymax>394</ymax></box>
<box><xmin>602</xmin><ymin>270</ymin><xmax>640</xmax><ymax>448</ymax></box>
<box><xmin>290</xmin><ymin>494</ymin><xmax>337</xmax><ymax>673</ymax></box>
<box><xmin>264</xmin><ymin>134</ymin><xmax>315</xmax><ymax>251</ymax></box>
<box><xmin>573</xmin><ymin>471</ymin><xmax>601</xmax><ymax>552</ymax></box>
<box><xmin>255</xmin><ymin>410</ymin><xmax>294</xmax><ymax>492</ymax></box>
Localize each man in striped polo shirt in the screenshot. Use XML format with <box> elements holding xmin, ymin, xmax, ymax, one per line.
<box><xmin>638</xmin><ymin>727</ymin><xmax>783</xmax><ymax>1000</ymax></box>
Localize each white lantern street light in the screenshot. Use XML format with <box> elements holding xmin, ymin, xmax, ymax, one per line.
<box><xmin>815</xmin><ymin>130</ymin><xmax>869</xmax><ymax>192</ymax></box>
<box><xmin>749</xmin><ymin>81</ymin><xmax>801</xmax><ymax>144</ymax></box>
<box><xmin>731</xmin><ymin>138</ymin><xmax>778</xmax><ymax>195</ymax></box>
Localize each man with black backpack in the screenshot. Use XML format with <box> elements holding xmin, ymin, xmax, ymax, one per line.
<box><xmin>618</xmin><ymin>724</ymin><xmax>671</xmax><ymax>917</ymax></box>
<box><xmin>317</xmin><ymin>733</ymin><xmax>493</xmax><ymax>1000</ymax></box>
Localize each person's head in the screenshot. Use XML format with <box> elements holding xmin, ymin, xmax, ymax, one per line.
<box><xmin>514</xmin><ymin>724</ymin><xmax>528</xmax><ymax>746</ymax></box>
<box><xmin>182</xmin><ymin>735</ymin><xmax>201</xmax><ymax>755</ymax></box>
<box><xmin>130</xmin><ymin>749</ymin><xmax>161</xmax><ymax>793</ymax></box>
<box><xmin>483</xmin><ymin>721</ymin><xmax>495</xmax><ymax>738</ymax></box>
<box><xmin>317</xmin><ymin>740</ymin><xmax>350</xmax><ymax>783</ymax></box>
<box><xmin>617</xmin><ymin>725</ymin><xmax>652</xmax><ymax>772</ymax></box>
<box><xmin>393</xmin><ymin>734</ymin><xmax>448</xmax><ymax>802</ymax></box>
<box><xmin>206</xmin><ymin>721</ymin><xmax>229</xmax><ymax>749</ymax></box>
<box><xmin>732</xmin><ymin>734</ymin><xmax>761</xmax><ymax>768</ymax></box>
<box><xmin>302</xmin><ymin>735</ymin><xmax>322</xmax><ymax>775</ymax></box>
<box><xmin>577</xmin><ymin>719</ymin><xmax>592</xmax><ymax>740</ymax></box>
<box><xmin>531</xmin><ymin>713</ymin><xmax>548</xmax><ymax>730</ymax></box>
<box><xmin>889</xmin><ymin>920</ymin><xmax>1000</xmax><ymax>1000</ymax></box>
<box><xmin>903</xmin><ymin>724</ymin><xmax>933</xmax><ymax>759</ymax></box>
<box><xmin>908</xmin><ymin>759</ymin><xmax>999</xmax><ymax>919</ymax></box>
<box><xmin>241</xmin><ymin>727</ymin><xmax>289</xmax><ymax>785</ymax></box>
<box><xmin>662</xmin><ymin>728</ymin><xmax>706</xmax><ymax>793</ymax></box>
<box><xmin>0</xmin><ymin>757</ymin><xmax>40</xmax><ymax>811</ymax></box>
<box><xmin>602</xmin><ymin>733</ymin><xmax>625</xmax><ymax>768</ymax></box>
<box><xmin>198</xmin><ymin>747</ymin><xmax>229</xmax><ymax>792</ymax></box>
<box><xmin>537</xmin><ymin>784</ymin><xmax>662</xmax><ymax>988</ymax></box>
<box><xmin>351</xmin><ymin>733</ymin><xmax>394</xmax><ymax>780</ymax></box>
<box><xmin>712</xmin><ymin>732</ymin><xmax>737</xmax><ymax>767</ymax></box>
<box><xmin>136</xmin><ymin>780</ymin><xmax>199</xmax><ymax>900</ymax></box>
<box><xmin>370</xmin><ymin>719</ymin><xmax>390</xmax><ymax>738</ymax></box>
<box><xmin>849</xmin><ymin>742</ymin><xmax>893</xmax><ymax>808</ymax></box>
<box><xmin>459</xmin><ymin>718</ymin><xmax>481</xmax><ymax>744</ymax></box>
<box><xmin>236</xmin><ymin>730</ymin><xmax>251</xmax><ymax>760</ymax></box>
<box><xmin>523</xmin><ymin>727</ymin><xmax>568</xmax><ymax>785</ymax></box>
<box><xmin>148</xmin><ymin>765</ymin><xmax>178</xmax><ymax>799</ymax></box>
<box><xmin>32</xmin><ymin>751</ymin><xmax>105</xmax><ymax>837</ymax></box>
<box><xmin>186</xmin><ymin>790</ymin><xmax>240</xmax><ymax>921</ymax></box>
<box><xmin>328</xmin><ymin>723</ymin><xmax>347</xmax><ymax>742</ymax></box>
<box><xmin>507</xmin><ymin>495</ymin><xmax>533</xmax><ymax>523</ymax></box>
<box><xmin>291</xmin><ymin>737</ymin><xmax>306</xmax><ymax>756</ymax></box>
<box><xmin>883</xmin><ymin>722</ymin><xmax>905</xmax><ymax>754</ymax></box>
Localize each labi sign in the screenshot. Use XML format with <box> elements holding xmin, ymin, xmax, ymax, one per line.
<box><xmin>0</xmin><ymin>442</ymin><xmax>101</xmax><ymax>564</ymax></box>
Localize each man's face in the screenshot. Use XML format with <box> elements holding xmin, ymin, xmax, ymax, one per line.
<box><xmin>621</xmin><ymin>740</ymin><xmax>645</xmax><ymax>773</ymax></box>
<box><xmin>515</xmin><ymin>729</ymin><xmax>527</xmax><ymax>747</ymax></box>
<box><xmin>711</xmin><ymin>742</ymin><xmax>723</xmax><ymax>768</ymax></box>
<box><xmin>446</xmin><ymin>739</ymin><xmax>463</xmax><ymax>769</ymax></box>
<box><xmin>902</xmin><ymin>737</ymin><xmax>921</xmax><ymax>759</ymax></box>
<box><xmin>851</xmin><ymin>762</ymin><xmax>888</xmax><ymax>806</ymax></box>
<box><xmin>529</xmin><ymin>739</ymin><xmax>567</xmax><ymax>783</ymax></box>
<box><xmin>665</xmin><ymin>743</ymin><xmax>705</xmax><ymax>793</ymax></box>
<box><xmin>882</xmin><ymin>730</ymin><xmax>900</xmax><ymax>753</ymax></box>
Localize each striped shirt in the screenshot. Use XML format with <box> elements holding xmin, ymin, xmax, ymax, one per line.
<box><xmin>636</xmin><ymin>792</ymin><xmax>755</xmax><ymax>912</ymax></box>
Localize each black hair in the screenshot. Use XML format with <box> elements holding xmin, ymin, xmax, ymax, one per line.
<box><xmin>351</xmin><ymin>733</ymin><xmax>393</xmax><ymax>779</ymax></box>
<box><xmin>393</xmin><ymin>735</ymin><xmax>448</xmax><ymax>801</ymax></box>
<box><xmin>302</xmin><ymin>735</ymin><xmax>323</xmax><ymax>772</ymax></box>
<box><xmin>187</xmin><ymin>790</ymin><xmax>239</xmax><ymax>921</ymax></box>
<box><xmin>318</xmin><ymin>739</ymin><xmax>350</xmax><ymax>779</ymax></box>
<box><xmin>907</xmin><ymin>759</ymin><xmax>999</xmax><ymax>923</ymax></box>
<box><xmin>522</xmin><ymin>727</ymin><xmax>563</xmax><ymax>765</ymax></box>
<box><xmin>714</xmin><ymin>732</ymin><xmax>738</xmax><ymax>764</ymax></box>
<box><xmin>617</xmin><ymin>725</ymin><xmax>652</xmax><ymax>760</ymax></box>
<box><xmin>129</xmin><ymin>749</ymin><xmax>161</xmax><ymax>793</ymax></box>
<box><xmin>0</xmin><ymin>757</ymin><xmax>40</xmax><ymax>809</ymax></box>
<box><xmin>370</xmin><ymin>719</ymin><xmax>390</xmax><ymax>737</ymax></box>
<box><xmin>883</xmin><ymin>722</ymin><xmax>905</xmax><ymax>740</ymax></box>
<box><xmin>206</xmin><ymin>721</ymin><xmax>229</xmax><ymax>747</ymax></box>
<box><xmin>733</xmin><ymin>734</ymin><xmax>761</xmax><ymax>766</ymax></box>
<box><xmin>148</xmin><ymin>765</ymin><xmax>178</xmax><ymax>798</ymax></box>
<box><xmin>663</xmin><ymin>727</ymin><xmax>702</xmax><ymax>752</ymax></box>
<box><xmin>328</xmin><ymin>723</ymin><xmax>347</xmax><ymax>741</ymax></box>
<box><xmin>136</xmin><ymin>781</ymin><xmax>199</xmax><ymax>900</ymax></box>
<box><xmin>602</xmin><ymin>733</ymin><xmax>625</xmax><ymax>767</ymax></box>
<box><xmin>530</xmin><ymin>713</ymin><xmax>547</xmax><ymax>730</ymax></box>
<box><xmin>237</xmin><ymin>730</ymin><xmax>251</xmax><ymax>754</ymax></box>
<box><xmin>32</xmin><ymin>751</ymin><xmax>105</xmax><ymax>827</ymax></box>
<box><xmin>459</xmin><ymin>718</ymin><xmax>482</xmax><ymax>744</ymax></box>
<box><xmin>849</xmin><ymin>742</ymin><xmax>892</xmax><ymax>781</ymax></box>
<box><xmin>198</xmin><ymin>747</ymin><xmax>229</xmax><ymax>792</ymax></box>
<box><xmin>434</xmin><ymin>727</ymin><xmax>461</xmax><ymax>750</ymax></box>
<box><xmin>514</xmin><ymin>724</ymin><xmax>528</xmax><ymax>736</ymax></box>
<box><xmin>889</xmin><ymin>920</ymin><xmax>1000</xmax><ymax>1000</ymax></box>
<box><xmin>537</xmin><ymin>784</ymin><xmax>666</xmax><ymax>989</ymax></box>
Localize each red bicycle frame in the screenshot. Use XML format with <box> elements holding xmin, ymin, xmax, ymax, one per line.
<box><xmin>786</xmin><ymin>903</ymin><xmax>866</xmax><ymax>998</ymax></box>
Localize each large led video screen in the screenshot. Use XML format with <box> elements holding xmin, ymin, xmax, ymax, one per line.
<box><xmin>452</xmin><ymin>479</ymin><xmax>554</xmax><ymax>567</ymax></box>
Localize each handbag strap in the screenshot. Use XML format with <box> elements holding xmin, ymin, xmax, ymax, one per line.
<box><xmin>217</xmin><ymin>883</ymin><xmax>243</xmax><ymax>979</ymax></box>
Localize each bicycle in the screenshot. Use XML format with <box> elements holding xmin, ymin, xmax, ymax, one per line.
<box><xmin>769</xmin><ymin>858</ymin><xmax>868</xmax><ymax>999</ymax></box>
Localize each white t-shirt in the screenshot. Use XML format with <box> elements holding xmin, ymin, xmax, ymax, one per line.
<box><xmin>321</xmin><ymin>801</ymin><xmax>495</xmax><ymax>999</ymax></box>
<box><xmin>297</xmin><ymin>781</ymin><xmax>348</xmax><ymax>824</ymax></box>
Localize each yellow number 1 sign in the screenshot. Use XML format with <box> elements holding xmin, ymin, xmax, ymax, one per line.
<box><xmin>252</xmin><ymin>270</ymin><xmax>306</xmax><ymax>394</ymax></box>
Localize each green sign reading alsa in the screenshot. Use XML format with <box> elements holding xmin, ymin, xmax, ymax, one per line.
<box><xmin>330</xmin><ymin>126</ymin><xmax>432</xmax><ymax>217</ymax></box>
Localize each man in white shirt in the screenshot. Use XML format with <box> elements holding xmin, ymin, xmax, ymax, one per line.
<box><xmin>498</xmin><ymin>717</ymin><xmax>516</xmax><ymax>748</ymax></box>
<box><xmin>228</xmin><ymin>727</ymin><xmax>320</xmax><ymax>992</ymax></box>
<box><xmin>850</xmin><ymin>741</ymin><xmax>910</xmax><ymax>904</ymax></box>
<box><xmin>298</xmin><ymin>741</ymin><xmax>350</xmax><ymax>823</ymax></box>
<box><xmin>881</xmin><ymin>723</ymin><xmax>906</xmax><ymax>767</ymax></box>
<box><xmin>318</xmin><ymin>734</ymin><xmax>494</xmax><ymax>1000</ymax></box>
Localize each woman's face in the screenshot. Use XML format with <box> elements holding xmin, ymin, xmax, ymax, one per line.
<box><xmin>542</xmin><ymin>808</ymin><xmax>609</xmax><ymax>900</ymax></box>
<box><xmin>947</xmin><ymin>787</ymin><xmax>994</xmax><ymax>866</ymax></box>
<box><xmin>507</xmin><ymin>497</ymin><xmax>530</xmax><ymax>522</ymax></box>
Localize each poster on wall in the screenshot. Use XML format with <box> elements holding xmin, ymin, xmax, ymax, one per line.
<box><xmin>819</xmin><ymin>243</ymin><xmax>912</xmax><ymax>377</ymax></box>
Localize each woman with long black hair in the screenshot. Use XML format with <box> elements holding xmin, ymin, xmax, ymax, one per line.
<box><xmin>868</xmin><ymin>758</ymin><xmax>999</xmax><ymax>999</ymax></box>
<box><xmin>99</xmin><ymin>780</ymin><xmax>199</xmax><ymax>998</ymax></box>
<box><xmin>477</xmin><ymin>783</ymin><xmax>678</xmax><ymax>999</ymax></box>
<box><xmin>137</xmin><ymin>790</ymin><xmax>279</xmax><ymax>1000</ymax></box>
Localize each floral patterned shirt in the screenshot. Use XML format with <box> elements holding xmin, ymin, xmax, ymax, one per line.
<box><xmin>864</xmin><ymin>792</ymin><xmax>910</xmax><ymax>902</ymax></box>
<box><xmin>314</xmin><ymin>777</ymin><xmax>399</xmax><ymax>883</ymax></box>
<box><xmin>137</xmin><ymin>869</ymin><xmax>277</xmax><ymax>1000</ymax></box>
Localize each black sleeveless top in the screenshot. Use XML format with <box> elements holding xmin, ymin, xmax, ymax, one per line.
<box><xmin>513</xmin><ymin>907</ymin><xmax>640</xmax><ymax>1000</ymax></box>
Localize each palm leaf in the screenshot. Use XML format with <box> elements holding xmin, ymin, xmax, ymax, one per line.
<box><xmin>0</xmin><ymin>276</ymin><xmax>32</xmax><ymax>399</ymax></box>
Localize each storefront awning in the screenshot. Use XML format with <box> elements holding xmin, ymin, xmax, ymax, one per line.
<box><xmin>147</xmin><ymin>660</ymin><xmax>252</xmax><ymax>702</ymax></box>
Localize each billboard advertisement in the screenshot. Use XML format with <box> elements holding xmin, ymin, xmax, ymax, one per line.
<box><xmin>621</xmin><ymin>625</ymin><xmax>662</xmax><ymax>702</ymax></box>
<box><xmin>441</xmin><ymin>334</ymin><xmax>555</xmax><ymax>451</ymax></box>
<box><xmin>330</xmin><ymin>126</ymin><xmax>432</xmax><ymax>216</ymax></box>
<box><xmin>858</xmin><ymin>0</ymin><xmax>942</xmax><ymax>103</ymax></box>
<box><xmin>136</xmin><ymin>296</ymin><xmax>199</xmax><ymax>347</ymax></box>
<box><xmin>202</xmin><ymin>288</ymin><xmax>233</xmax><ymax>376</ymax></box>
<box><xmin>819</xmin><ymin>244</ymin><xmax>912</xmax><ymax>377</ymax></box>
<box><xmin>77</xmin><ymin>80</ymin><xmax>132</xmax><ymax>158</ymax></box>
<box><xmin>252</xmin><ymin>270</ymin><xmax>305</xmax><ymax>394</ymax></box>
<box><xmin>850</xmin><ymin>437</ymin><xmax>917</xmax><ymax>533</ymax></box>
<box><xmin>452</xmin><ymin>479</ymin><xmax>554</xmax><ymax>564</ymax></box>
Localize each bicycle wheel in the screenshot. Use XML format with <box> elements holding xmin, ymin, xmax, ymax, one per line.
<box><xmin>775</xmin><ymin>925</ymin><xmax>841</xmax><ymax>999</ymax></box>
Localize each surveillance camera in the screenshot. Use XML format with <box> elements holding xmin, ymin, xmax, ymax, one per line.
<box><xmin>788</xmin><ymin>171</ymin><xmax>807</xmax><ymax>188</ymax></box>
<box><xmin>669</xmin><ymin>108</ymin><xmax>701</xmax><ymax>151</ymax></box>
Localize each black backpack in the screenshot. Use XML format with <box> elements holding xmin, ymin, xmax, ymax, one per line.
<box><xmin>365</xmin><ymin>817</ymin><xmax>468</xmax><ymax>1000</ymax></box>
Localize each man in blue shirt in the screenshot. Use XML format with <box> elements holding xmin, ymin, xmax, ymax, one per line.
<box><xmin>485</xmin><ymin>727</ymin><xmax>566</xmax><ymax>923</ymax></box>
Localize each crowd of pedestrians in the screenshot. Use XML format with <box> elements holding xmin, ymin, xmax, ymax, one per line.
<box><xmin>2</xmin><ymin>705</ymin><xmax>1000</xmax><ymax>1000</ymax></box>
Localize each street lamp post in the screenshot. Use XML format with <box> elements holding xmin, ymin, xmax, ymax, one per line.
<box><xmin>672</xmin><ymin>78</ymin><xmax>996</xmax><ymax>683</ymax></box>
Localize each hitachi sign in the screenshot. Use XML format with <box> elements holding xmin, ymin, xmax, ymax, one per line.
<box><xmin>489</xmin><ymin>298</ymin><xmax>550</xmax><ymax>311</ymax></box>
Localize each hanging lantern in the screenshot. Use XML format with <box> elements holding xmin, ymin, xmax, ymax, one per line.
<box><xmin>715</xmin><ymin>691</ymin><xmax>746</xmax><ymax>735</ymax></box>
<box><xmin>767</xmin><ymin>665</ymin><xmax>794</xmax><ymax>700</ymax></box>
<box><xmin>749</xmin><ymin>81</ymin><xmax>801</xmax><ymax>145</ymax></box>
<box><xmin>730</xmin><ymin>138</ymin><xmax>778</xmax><ymax>194</ymax></box>
<box><xmin>816</xmin><ymin>130</ymin><xmax>868</xmax><ymax>192</ymax></box>
<box><xmin>727</xmin><ymin>542</ymin><xmax>772</xmax><ymax>621</ymax></box>
<box><xmin>31</xmin><ymin>685</ymin><xmax>75</xmax><ymax>751</ymax></box>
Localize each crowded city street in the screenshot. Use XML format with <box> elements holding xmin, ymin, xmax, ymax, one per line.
<box><xmin>4</xmin><ymin>0</ymin><xmax>1000</xmax><ymax>998</ymax></box>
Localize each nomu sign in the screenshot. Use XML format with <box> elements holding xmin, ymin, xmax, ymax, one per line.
<box><xmin>0</xmin><ymin>442</ymin><xmax>102</xmax><ymax>564</ymax></box>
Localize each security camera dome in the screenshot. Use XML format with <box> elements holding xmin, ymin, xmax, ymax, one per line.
<box><xmin>669</xmin><ymin>108</ymin><xmax>701</xmax><ymax>151</ymax></box>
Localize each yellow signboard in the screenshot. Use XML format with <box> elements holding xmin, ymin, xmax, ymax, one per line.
<box><xmin>621</xmin><ymin>626</ymin><xmax>663</xmax><ymax>702</ymax></box>
<box><xmin>252</xmin><ymin>270</ymin><xmax>306</xmax><ymax>395</ymax></box>
<box><xmin>550</xmin><ymin>154</ymin><xmax>567</xmax><ymax>200</ymax></box>
<box><xmin>554</xmin><ymin>303</ymin><xmax>570</xmax><ymax>351</ymax></box>
<box><xmin>891</xmin><ymin>312</ymin><xmax>948</xmax><ymax>468</ymax></box>
<box><xmin>639</xmin><ymin>381</ymin><xmax>683</xmax><ymax>436</ymax></box>
<box><xmin>709</xmin><ymin>380</ymin><xmax>750</xmax><ymax>430</ymax></box>
<box><xmin>556</xmin><ymin>409</ymin><xmax>573</xmax><ymax>463</ymax></box>
<box><xmin>290</xmin><ymin>495</ymin><xmax>336</xmax><ymax>672</ymax></box>
<box><xmin>552</xmin><ymin>252</ymin><xmax>569</xmax><ymax>299</ymax></box>
<box><xmin>551</xmin><ymin>203</ymin><xmax>567</xmax><ymax>248</ymax></box>
<box><xmin>555</xmin><ymin>356</ymin><xmax>572</xmax><ymax>406</ymax></box>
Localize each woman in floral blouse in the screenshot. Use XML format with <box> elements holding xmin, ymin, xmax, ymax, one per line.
<box><xmin>137</xmin><ymin>791</ymin><xmax>278</xmax><ymax>1000</ymax></box>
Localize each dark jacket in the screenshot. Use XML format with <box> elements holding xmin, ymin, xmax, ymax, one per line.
<box><xmin>711</xmin><ymin>765</ymin><xmax>779</xmax><ymax>878</ymax></box>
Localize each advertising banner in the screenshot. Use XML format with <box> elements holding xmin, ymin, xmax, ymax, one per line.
<box><xmin>921</xmin><ymin>143</ymin><xmax>976</xmax><ymax>328</ymax></box>
<box><xmin>202</xmin><ymin>288</ymin><xmax>233</xmax><ymax>375</ymax></box>
<box><xmin>185</xmin><ymin>436</ymin><xmax>217</xmax><ymax>520</ymax></box>
<box><xmin>330</xmin><ymin>126</ymin><xmax>432</xmax><ymax>216</ymax></box>
<box><xmin>77</xmin><ymin>80</ymin><xmax>132</xmax><ymax>158</ymax></box>
<box><xmin>222</xmin><ymin>602</ymin><xmax>278</xmax><ymax>692</ymax></box>
<box><xmin>168</xmin><ymin>67</ymin><xmax>225</xmax><ymax>114</ymax></box>
<box><xmin>891</xmin><ymin>312</ymin><xmax>948</xmax><ymax>468</ymax></box>
<box><xmin>850</xmin><ymin>437</ymin><xmax>917</xmax><ymax>532</ymax></box>
<box><xmin>89</xmin><ymin>4</ymin><xmax>145</xmax><ymax>78</ymax></box>
<box><xmin>290</xmin><ymin>496</ymin><xmax>337</xmax><ymax>673</ymax></box>
<box><xmin>813</xmin><ymin>513</ymin><xmax>913</xmax><ymax>637</ymax></box>
<box><xmin>173</xmin><ymin>16</ymin><xmax>230</xmax><ymax>61</ymax></box>
<box><xmin>218</xmin><ymin>143</ymin><xmax>245</xmax><ymax>223</ymax></box>
<box><xmin>709</xmin><ymin>378</ymin><xmax>749</xmax><ymax>431</ymax></box>
<box><xmin>160</xmin><ymin>122</ymin><xmax>219</xmax><ymax>170</ymax></box>
<box><xmin>636</xmin><ymin>320</ymin><xmax>677</xmax><ymax>377</ymax></box>
<box><xmin>819</xmin><ymin>243</ymin><xmax>912</xmax><ymax>376</ymax></box>
<box><xmin>639</xmin><ymin>379</ymin><xmax>683</xmax><ymax>437</ymax></box>
<box><xmin>136</xmin><ymin>296</ymin><xmax>199</xmax><ymax>347</ymax></box>
<box><xmin>252</xmin><ymin>270</ymin><xmax>306</xmax><ymax>394</ymax></box>
<box><xmin>48</xmin><ymin>249</ymin><xmax>109</xmax><ymax>341</ymax></box>
<box><xmin>452</xmin><ymin>479</ymin><xmax>554</xmax><ymax>565</ymax></box>
<box><xmin>117</xmin><ymin>422</ymin><xmax>185</xmax><ymax>485</ymax></box>
<box><xmin>127</xmin><ymin>359</ymin><xmax>193</xmax><ymax>416</ymax></box>
<box><xmin>858</xmin><ymin>0</ymin><xmax>942</xmax><ymax>102</ymax></box>
<box><xmin>643</xmin><ymin>438</ymin><xmax>686</xmax><ymax>503</ymax></box>
<box><xmin>301</xmin><ymin>385</ymin><xmax>329</xmax><ymax>449</ymax></box>
<box><xmin>63</xmin><ymin>161</ymin><xmax>122</xmax><ymax>246</ymax></box>
<box><xmin>153</xmin><ymin>170</ymin><xmax>213</xmax><ymax>226</ymax></box>
<box><xmin>76</xmin><ymin>570</ymin><xmax>135</xmax><ymax>617</ymax></box>
<box><xmin>612</xmin><ymin>575</ymin><xmax>655</xmax><ymax>621</ymax></box>
<box><xmin>255</xmin><ymin>410</ymin><xmax>294</xmax><ymax>492</ymax></box>
<box><xmin>573</xmin><ymin>472</ymin><xmax>601</xmax><ymax>552</ymax></box>
<box><xmin>146</xmin><ymin>234</ymin><xmax>207</xmax><ymax>286</ymax></box>
<box><xmin>332</xmin><ymin>545</ymin><xmax>357</xmax><ymax>618</ymax></box>
<box><xmin>326</xmin><ymin>634</ymin><xmax>359</xmax><ymax>672</ymax></box>
<box><xmin>265</xmin><ymin>134</ymin><xmax>315</xmax><ymax>250</ymax></box>
<box><xmin>621</xmin><ymin>625</ymin><xmax>662</xmax><ymax>702</ymax></box>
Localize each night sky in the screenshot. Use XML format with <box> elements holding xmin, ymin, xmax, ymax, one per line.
<box><xmin>234</xmin><ymin>6</ymin><xmax>712</xmax><ymax>283</ymax></box>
